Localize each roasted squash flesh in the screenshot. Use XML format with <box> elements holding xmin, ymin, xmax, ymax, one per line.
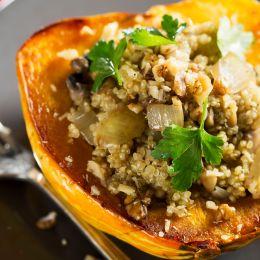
<box><xmin>17</xmin><ymin>0</ymin><xmax>260</xmax><ymax>258</ymax></box>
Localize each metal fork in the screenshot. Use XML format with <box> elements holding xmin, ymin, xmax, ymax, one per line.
<box><xmin>0</xmin><ymin>122</ymin><xmax>129</xmax><ymax>260</ymax></box>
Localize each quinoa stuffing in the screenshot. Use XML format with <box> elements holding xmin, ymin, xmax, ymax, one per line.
<box><xmin>64</xmin><ymin>14</ymin><xmax>259</xmax><ymax>221</ymax></box>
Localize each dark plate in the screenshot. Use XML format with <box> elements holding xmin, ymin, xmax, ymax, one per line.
<box><xmin>0</xmin><ymin>177</ymin><xmax>103</xmax><ymax>260</ymax></box>
<box><xmin>0</xmin><ymin>175</ymin><xmax>158</xmax><ymax>260</ymax></box>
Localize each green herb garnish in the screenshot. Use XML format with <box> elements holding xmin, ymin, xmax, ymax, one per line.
<box><xmin>129</xmin><ymin>28</ymin><xmax>174</xmax><ymax>47</ymax></box>
<box><xmin>128</xmin><ymin>14</ymin><xmax>186</xmax><ymax>47</ymax></box>
<box><xmin>152</xmin><ymin>100</ymin><xmax>224</xmax><ymax>191</ymax></box>
<box><xmin>88</xmin><ymin>38</ymin><xmax>127</xmax><ymax>92</ymax></box>
<box><xmin>88</xmin><ymin>15</ymin><xmax>187</xmax><ymax>91</ymax></box>
<box><xmin>161</xmin><ymin>14</ymin><xmax>187</xmax><ymax>41</ymax></box>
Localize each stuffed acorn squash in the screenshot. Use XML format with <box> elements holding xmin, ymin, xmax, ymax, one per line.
<box><xmin>17</xmin><ymin>0</ymin><xmax>260</xmax><ymax>258</ymax></box>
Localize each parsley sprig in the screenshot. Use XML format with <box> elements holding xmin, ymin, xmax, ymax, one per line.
<box><xmin>88</xmin><ymin>15</ymin><xmax>186</xmax><ymax>91</ymax></box>
<box><xmin>127</xmin><ymin>14</ymin><xmax>187</xmax><ymax>47</ymax></box>
<box><xmin>128</xmin><ymin>28</ymin><xmax>174</xmax><ymax>47</ymax></box>
<box><xmin>161</xmin><ymin>14</ymin><xmax>187</xmax><ymax>41</ymax></box>
<box><xmin>88</xmin><ymin>38</ymin><xmax>127</xmax><ymax>92</ymax></box>
<box><xmin>152</xmin><ymin>100</ymin><xmax>224</xmax><ymax>191</ymax></box>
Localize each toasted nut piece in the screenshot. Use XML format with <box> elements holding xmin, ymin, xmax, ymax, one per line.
<box><xmin>201</xmin><ymin>170</ymin><xmax>217</xmax><ymax>192</ymax></box>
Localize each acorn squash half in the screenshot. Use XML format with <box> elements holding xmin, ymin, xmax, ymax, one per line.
<box><xmin>17</xmin><ymin>0</ymin><xmax>260</xmax><ymax>258</ymax></box>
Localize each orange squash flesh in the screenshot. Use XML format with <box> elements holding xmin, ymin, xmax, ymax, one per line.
<box><xmin>17</xmin><ymin>0</ymin><xmax>259</xmax><ymax>258</ymax></box>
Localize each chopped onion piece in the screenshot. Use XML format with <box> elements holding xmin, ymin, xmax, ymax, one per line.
<box><xmin>211</xmin><ymin>53</ymin><xmax>256</xmax><ymax>94</ymax></box>
<box><xmin>68</xmin><ymin>109</ymin><xmax>97</xmax><ymax>145</ymax></box>
<box><xmin>147</xmin><ymin>100</ymin><xmax>184</xmax><ymax>131</ymax></box>
<box><xmin>217</xmin><ymin>17</ymin><xmax>254</xmax><ymax>59</ymax></box>
<box><xmin>95</xmin><ymin>107</ymin><xmax>145</xmax><ymax>146</ymax></box>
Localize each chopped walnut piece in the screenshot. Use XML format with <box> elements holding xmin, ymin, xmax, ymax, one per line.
<box><xmin>125</xmin><ymin>200</ymin><xmax>147</xmax><ymax>221</ymax></box>
<box><xmin>127</xmin><ymin>103</ymin><xmax>143</xmax><ymax>114</ymax></box>
<box><xmin>118</xmin><ymin>184</ymin><xmax>136</xmax><ymax>196</ymax></box>
<box><xmin>36</xmin><ymin>211</ymin><xmax>57</xmax><ymax>230</ymax></box>
<box><xmin>124</xmin><ymin>190</ymin><xmax>153</xmax><ymax>221</ymax></box>
<box><xmin>206</xmin><ymin>200</ymin><xmax>219</xmax><ymax>210</ymax></box>
<box><xmin>193</xmin><ymin>72</ymin><xmax>213</xmax><ymax>105</ymax></box>
<box><xmin>172</xmin><ymin>71</ymin><xmax>186</xmax><ymax>97</ymax></box>
<box><xmin>222</xmin><ymin>94</ymin><xmax>238</xmax><ymax>126</ymax></box>
<box><xmin>216</xmin><ymin>204</ymin><xmax>236</xmax><ymax>221</ymax></box>
<box><xmin>201</xmin><ymin>170</ymin><xmax>217</xmax><ymax>192</ymax></box>
<box><xmin>87</xmin><ymin>160</ymin><xmax>106</xmax><ymax>186</ymax></box>
<box><xmin>165</xmin><ymin>219</ymin><xmax>171</xmax><ymax>233</ymax></box>
<box><xmin>90</xmin><ymin>185</ymin><xmax>100</xmax><ymax>196</ymax></box>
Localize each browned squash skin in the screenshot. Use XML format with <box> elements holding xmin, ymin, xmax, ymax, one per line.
<box><xmin>17</xmin><ymin>1</ymin><xmax>260</xmax><ymax>258</ymax></box>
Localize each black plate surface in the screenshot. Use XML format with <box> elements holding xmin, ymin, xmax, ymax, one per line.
<box><xmin>0</xmin><ymin>177</ymin><xmax>103</xmax><ymax>260</ymax></box>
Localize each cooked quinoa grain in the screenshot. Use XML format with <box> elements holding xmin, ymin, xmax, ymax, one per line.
<box><xmin>66</xmin><ymin>14</ymin><xmax>259</xmax><ymax>221</ymax></box>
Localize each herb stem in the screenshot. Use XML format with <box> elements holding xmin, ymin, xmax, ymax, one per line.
<box><xmin>200</xmin><ymin>100</ymin><xmax>208</xmax><ymax>130</ymax></box>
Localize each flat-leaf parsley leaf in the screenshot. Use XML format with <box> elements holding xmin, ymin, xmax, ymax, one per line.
<box><xmin>152</xmin><ymin>100</ymin><xmax>224</xmax><ymax>191</ymax></box>
<box><xmin>129</xmin><ymin>28</ymin><xmax>174</xmax><ymax>47</ymax></box>
<box><xmin>88</xmin><ymin>38</ymin><xmax>127</xmax><ymax>92</ymax></box>
<box><xmin>128</xmin><ymin>15</ymin><xmax>186</xmax><ymax>47</ymax></box>
<box><xmin>161</xmin><ymin>14</ymin><xmax>187</xmax><ymax>40</ymax></box>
